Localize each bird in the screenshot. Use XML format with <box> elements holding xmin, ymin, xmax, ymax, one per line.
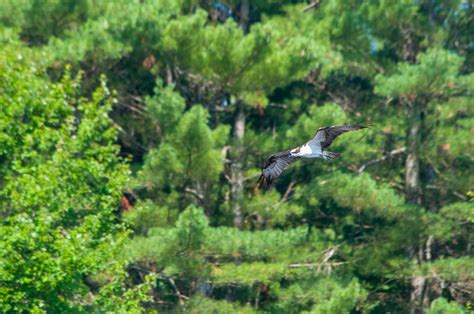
<box><xmin>257</xmin><ymin>124</ymin><xmax>369</xmax><ymax>190</ymax></box>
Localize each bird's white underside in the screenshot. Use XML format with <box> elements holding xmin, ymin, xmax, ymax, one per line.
<box><xmin>290</xmin><ymin>143</ymin><xmax>323</xmax><ymax>158</ymax></box>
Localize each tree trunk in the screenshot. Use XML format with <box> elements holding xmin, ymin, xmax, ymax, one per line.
<box><xmin>227</xmin><ymin>0</ymin><xmax>250</xmax><ymax>230</ymax></box>
<box><xmin>230</xmin><ymin>102</ymin><xmax>245</xmax><ymax>229</ymax></box>
<box><xmin>405</xmin><ymin>104</ymin><xmax>421</xmax><ymax>204</ymax></box>
<box><xmin>165</xmin><ymin>64</ymin><xmax>173</xmax><ymax>85</ymax></box>
<box><xmin>240</xmin><ymin>0</ymin><xmax>250</xmax><ymax>32</ymax></box>
<box><xmin>410</xmin><ymin>274</ymin><xmax>426</xmax><ymax>314</ymax></box>
<box><xmin>406</xmin><ymin>103</ymin><xmax>427</xmax><ymax>314</ymax></box>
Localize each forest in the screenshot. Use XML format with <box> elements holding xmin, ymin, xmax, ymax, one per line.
<box><xmin>0</xmin><ymin>0</ymin><xmax>473</xmax><ymax>313</ymax></box>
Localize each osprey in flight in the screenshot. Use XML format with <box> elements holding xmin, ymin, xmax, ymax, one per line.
<box><xmin>257</xmin><ymin>124</ymin><xmax>368</xmax><ymax>190</ymax></box>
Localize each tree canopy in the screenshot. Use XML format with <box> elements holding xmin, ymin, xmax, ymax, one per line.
<box><xmin>0</xmin><ymin>0</ymin><xmax>472</xmax><ymax>312</ymax></box>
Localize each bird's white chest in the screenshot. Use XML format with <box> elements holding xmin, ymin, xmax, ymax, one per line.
<box><xmin>290</xmin><ymin>144</ymin><xmax>322</xmax><ymax>158</ymax></box>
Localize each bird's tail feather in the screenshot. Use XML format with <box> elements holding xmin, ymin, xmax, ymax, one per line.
<box><xmin>257</xmin><ymin>174</ymin><xmax>271</xmax><ymax>190</ymax></box>
<box><xmin>322</xmin><ymin>151</ymin><xmax>341</xmax><ymax>160</ymax></box>
<box><xmin>257</xmin><ymin>174</ymin><xmax>266</xmax><ymax>190</ymax></box>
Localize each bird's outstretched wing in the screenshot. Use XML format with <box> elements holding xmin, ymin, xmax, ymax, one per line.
<box><xmin>257</xmin><ymin>152</ymin><xmax>298</xmax><ymax>190</ymax></box>
<box><xmin>309</xmin><ymin>124</ymin><xmax>368</xmax><ymax>150</ymax></box>
<box><xmin>258</xmin><ymin>123</ymin><xmax>369</xmax><ymax>190</ymax></box>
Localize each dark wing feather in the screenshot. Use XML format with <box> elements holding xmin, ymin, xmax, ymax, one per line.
<box><xmin>258</xmin><ymin>152</ymin><xmax>297</xmax><ymax>190</ymax></box>
<box><xmin>311</xmin><ymin>124</ymin><xmax>368</xmax><ymax>149</ymax></box>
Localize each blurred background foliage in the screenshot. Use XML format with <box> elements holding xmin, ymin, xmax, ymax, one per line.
<box><xmin>0</xmin><ymin>0</ymin><xmax>472</xmax><ymax>312</ymax></box>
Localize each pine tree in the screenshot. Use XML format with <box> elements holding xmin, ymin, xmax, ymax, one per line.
<box><xmin>0</xmin><ymin>1</ymin><xmax>472</xmax><ymax>312</ymax></box>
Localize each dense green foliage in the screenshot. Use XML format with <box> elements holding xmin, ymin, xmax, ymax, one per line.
<box><xmin>0</xmin><ymin>0</ymin><xmax>472</xmax><ymax>312</ymax></box>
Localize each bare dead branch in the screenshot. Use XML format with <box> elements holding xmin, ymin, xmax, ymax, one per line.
<box><xmin>268</xmin><ymin>102</ymin><xmax>287</xmax><ymax>109</ymax></box>
<box><xmin>303</xmin><ymin>0</ymin><xmax>321</xmax><ymax>12</ymax></box>
<box><xmin>358</xmin><ymin>147</ymin><xmax>406</xmax><ymax>173</ymax></box>
<box><xmin>288</xmin><ymin>262</ymin><xmax>348</xmax><ymax>269</ymax></box>
<box><xmin>281</xmin><ymin>181</ymin><xmax>296</xmax><ymax>203</ymax></box>
<box><xmin>452</xmin><ymin>191</ymin><xmax>468</xmax><ymax>201</ymax></box>
<box><xmin>184</xmin><ymin>187</ymin><xmax>204</xmax><ymax>202</ymax></box>
<box><xmin>168</xmin><ymin>278</ymin><xmax>188</xmax><ymax>306</ymax></box>
<box><xmin>288</xmin><ymin>263</ymin><xmax>318</xmax><ymax>268</ymax></box>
